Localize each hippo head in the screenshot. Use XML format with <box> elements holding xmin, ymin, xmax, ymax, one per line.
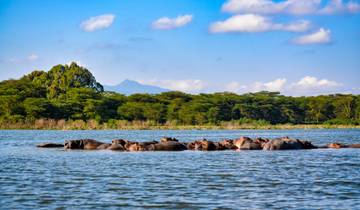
<box><xmin>125</xmin><ymin>142</ymin><xmax>147</xmax><ymax>151</ymax></box>
<box><xmin>160</xmin><ymin>137</ymin><xmax>179</xmax><ymax>143</ymax></box>
<box><xmin>64</xmin><ymin>140</ymin><xmax>84</xmax><ymax>149</ymax></box>
<box><xmin>254</xmin><ymin>138</ymin><xmax>269</xmax><ymax>147</ymax></box>
<box><xmin>112</xmin><ymin>139</ymin><xmax>128</xmax><ymax>147</ymax></box>
<box><xmin>301</xmin><ymin>140</ymin><xmax>317</xmax><ymax>149</ymax></box>
<box><xmin>192</xmin><ymin>139</ymin><xmax>217</xmax><ymax>151</ymax></box>
<box><xmin>233</xmin><ymin>136</ymin><xmax>252</xmax><ymax>148</ymax></box>
<box><xmin>328</xmin><ymin>142</ymin><xmax>347</xmax><ymax>149</ymax></box>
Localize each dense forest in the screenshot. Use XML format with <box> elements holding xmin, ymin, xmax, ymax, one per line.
<box><xmin>1</xmin><ymin>62</ymin><xmax>359</xmax><ymax>129</ymax></box>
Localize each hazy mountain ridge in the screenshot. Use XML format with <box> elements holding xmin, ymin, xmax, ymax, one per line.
<box><xmin>104</xmin><ymin>79</ymin><xmax>171</xmax><ymax>95</ymax></box>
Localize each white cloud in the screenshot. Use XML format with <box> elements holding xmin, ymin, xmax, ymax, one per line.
<box><xmin>80</xmin><ymin>14</ymin><xmax>115</xmax><ymax>32</ymax></box>
<box><xmin>348</xmin><ymin>1</ymin><xmax>360</xmax><ymax>12</ymax></box>
<box><xmin>152</xmin><ymin>15</ymin><xmax>193</xmax><ymax>30</ymax></box>
<box><xmin>27</xmin><ymin>54</ymin><xmax>39</xmax><ymax>61</ymax></box>
<box><xmin>225</xmin><ymin>82</ymin><xmax>247</xmax><ymax>92</ymax></box>
<box><xmin>139</xmin><ymin>79</ymin><xmax>206</xmax><ymax>93</ymax></box>
<box><xmin>251</xmin><ymin>78</ymin><xmax>287</xmax><ymax>92</ymax></box>
<box><xmin>291</xmin><ymin>76</ymin><xmax>342</xmax><ymax>90</ymax></box>
<box><xmin>319</xmin><ymin>0</ymin><xmax>360</xmax><ymax>14</ymax></box>
<box><xmin>293</xmin><ymin>28</ymin><xmax>331</xmax><ymax>45</ymax></box>
<box><xmin>225</xmin><ymin>77</ymin><xmax>344</xmax><ymax>95</ymax></box>
<box><xmin>221</xmin><ymin>0</ymin><xmax>360</xmax><ymax>15</ymax></box>
<box><xmin>209</xmin><ymin>14</ymin><xmax>311</xmax><ymax>33</ymax></box>
<box><xmin>275</xmin><ymin>20</ymin><xmax>312</xmax><ymax>32</ymax></box>
<box><xmin>138</xmin><ymin>76</ymin><xmax>346</xmax><ymax>95</ymax></box>
<box><xmin>226</xmin><ymin>78</ymin><xmax>287</xmax><ymax>93</ymax></box>
<box><xmin>222</xmin><ymin>0</ymin><xmax>321</xmax><ymax>15</ymax></box>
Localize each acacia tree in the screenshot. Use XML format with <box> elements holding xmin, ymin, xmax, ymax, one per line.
<box><xmin>333</xmin><ymin>95</ymin><xmax>355</xmax><ymax>120</ymax></box>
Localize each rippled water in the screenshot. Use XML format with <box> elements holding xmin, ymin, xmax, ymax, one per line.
<box><xmin>1</xmin><ymin>129</ymin><xmax>360</xmax><ymax>209</ymax></box>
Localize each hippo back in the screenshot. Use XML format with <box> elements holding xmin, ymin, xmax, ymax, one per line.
<box><xmin>263</xmin><ymin>138</ymin><xmax>304</xmax><ymax>150</ymax></box>
<box><xmin>149</xmin><ymin>141</ymin><xmax>187</xmax><ymax>151</ymax></box>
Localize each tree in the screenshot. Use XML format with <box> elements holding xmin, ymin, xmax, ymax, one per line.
<box><xmin>118</xmin><ymin>102</ymin><xmax>145</xmax><ymax>121</ymax></box>
<box><xmin>23</xmin><ymin>98</ymin><xmax>52</xmax><ymax>119</ymax></box>
<box><xmin>333</xmin><ymin>95</ymin><xmax>355</xmax><ymax>120</ymax></box>
<box><xmin>0</xmin><ymin>95</ymin><xmax>21</xmax><ymax>116</ymax></box>
<box><xmin>30</xmin><ymin>62</ymin><xmax>103</xmax><ymax>98</ymax></box>
<box><xmin>306</xmin><ymin>97</ymin><xmax>333</xmax><ymax>123</ymax></box>
<box><xmin>143</xmin><ymin>103</ymin><xmax>167</xmax><ymax>123</ymax></box>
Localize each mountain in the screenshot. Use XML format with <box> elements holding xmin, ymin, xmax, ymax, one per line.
<box><xmin>104</xmin><ymin>79</ymin><xmax>171</xmax><ymax>95</ymax></box>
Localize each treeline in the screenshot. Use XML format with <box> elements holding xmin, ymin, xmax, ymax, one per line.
<box><xmin>1</xmin><ymin>62</ymin><xmax>360</xmax><ymax>128</ymax></box>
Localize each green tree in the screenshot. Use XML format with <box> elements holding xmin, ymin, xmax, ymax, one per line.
<box><xmin>23</xmin><ymin>98</ymin><xmax>52</xmax><ymax>119</ymax></box>
<box><xmin>118</xmin><ymin>102</ymin><xmax>145</xmax><ymax>121</ymax></box>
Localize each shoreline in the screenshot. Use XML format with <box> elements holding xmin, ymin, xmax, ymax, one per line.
<box><xmin>1</xmin><ymin>124</ymin><xmax>359</xmax><ymax>130</ymax></box>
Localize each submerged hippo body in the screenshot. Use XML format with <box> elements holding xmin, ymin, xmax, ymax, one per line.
<box><xmin>218</xmin><ymin>139</ymin><xmax>237</xmax><ymax>150</ymax></box>
<box><xmin>109</xmin><ymin>143</ymin><xmax>125</xmax><ymax>151</ymax></box>
<box><xmin>234</xmin><ymin>137</ymin><xmax>262</xmax><ymax>150</ymax></box>
<box><xmin>160</xmin><ymin>137</ymin><xmax>178</xmax><ymax>143</ymax></box>
<box><xmin>327</xmin><ymin>143</ymin><xmax>360</xmax><ymax>149</ymax></box>
<box><xmin>38</xmin><ymin>136</ymin><xmax>357</xmax><ymax>152</ymax></box>
<box><xmin>147</xmin><ymin>141</ymin><xmax>187</xmax><ymax>151</ymax></box>
<box><xmin>97</xmin><ymin>143</ymin><xmax>111</xmax><ymax>150</ymax></box>
<box><xmin>187</xmin><ymin>139</ymin><xmax>218</xmax><ymax>151</ymax></box>
<box><xmin>109</xmin><ymin>139</ymin><xmax>129</xmax><ymax>151</ymax></box>
<box><xmin>262</xmin><ymin>137</ymin><xmax>316</xmax><ymax>150</ymax></box>
<box><xmin>349</xmin><ymin>144</ymin><xmax>360</xmax><ymax>148</ymax></box>
<box><xmin>37</xmin><ymin>143</ymin><xmax>64</xmax><ymax>148</ymax></box>
<box><xmin>64</xmin><ymin>139</ymin><xmax>106</xmax><ymax>150</ymax></box>
<box><xmin>123</xmin><ymin>141</ymin><xmax>158</xmax><ymax>151</ymax></box>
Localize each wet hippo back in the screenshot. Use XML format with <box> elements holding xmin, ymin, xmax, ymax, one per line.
<box><xmin>64</xmin><ymin>139</ymin><xmax>105</xmax><ymax>150</ymax></box>
<box><xmin>148</xmin><ymin>141</ymin><xmax>187</xmax><ymax>151</ymax></box>
<box><xmin>263</xmin><ymin>138</ymin><xmax>306</xmax><ymax>150</ymax></box>
<box><xmin>234</xmin><ymin>137</ymin><xmax>262</xmax><ymax>150</ymax></box>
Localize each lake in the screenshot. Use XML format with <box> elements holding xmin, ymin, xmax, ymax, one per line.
<box><xmin>1</xmin><ymin>129</ymin><xmax>360</xmax><ymax>209</ymax></box>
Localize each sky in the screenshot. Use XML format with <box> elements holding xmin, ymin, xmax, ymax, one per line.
<box><xmin>0</xmin><ymin>0</ymin><xmax>359</xmax><ymax>96</ymax></box>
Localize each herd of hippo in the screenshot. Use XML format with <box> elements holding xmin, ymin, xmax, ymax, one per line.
<box><xmin>37</xmin><ymin>136</ymin><xmax>360</xmax><ymax>151</ymax></box>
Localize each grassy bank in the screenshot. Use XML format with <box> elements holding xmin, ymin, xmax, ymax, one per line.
<box><xmin>0</xmin><ymin>119</ymin><xmax>359</xmax><ymax>130</ymax></box>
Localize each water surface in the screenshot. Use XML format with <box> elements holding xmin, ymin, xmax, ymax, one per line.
<box><xmin>1</xmin><ymin>129</ymin><xmax>360</xmax><ymax>209</ymax></box>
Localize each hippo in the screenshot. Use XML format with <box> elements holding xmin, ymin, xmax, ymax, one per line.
<box><xmin>112</xmin><ymin>139</ymin><xmax>129</xmax><ymax>147</ymax></box>
<box><xmin>262</xmin><ymin>137</ymin><xmax>316</xmax><ymax>150</ymax></box>
<box><xmin>64</xmin><ymin>139</ymin><xmax>106</xmax><ymax>150</ymax></box>
<box><xmin>123</xmin><ymin>141</ymin><xmax>158</xmax><ymax>151</ymax></box>
<box><xmin>349</xmin><ymin>144</ymin><xmax>360</xmax><ymax>148</ymax></box>
<box><xmin>254</xmin><ymin>138</ymin><xmax>270</xmax><ymax>148</ymax></box>
<box><xmin>327</xmin><ymin>142</ymin><xmax>348</xmax><ymax>149</ymax></box>
<box><xmin>160</xmin><ymin>137</ymin><xmax>179</xmax><ymax>142</ymax></box>
<box><xmin>97</xmin><ymin>143</ymin><xmax>111</xmax><ymax>150</ymax></box>
<box><xmin>108</xmin><ymin>143</ymin><xmax>126</xmax><ymax>151</ymax></box>
<box><xmin>188</xmin><ymin>139</ymin><xmax>218</xmax><ymax>151</ymax></box>
<box><xmin>327</xmin><ymin>143</ymin><xmax>360</xmax><ymax>149</ymax></box>
<box><xmin>147</xmin><ymin>141</ymin><xmax>187</xmax><ymax>151</ymax></box>
<box><xmin>37</xmin><ymin>143</ymin><xmax>64</xmax><ymax>148</ymax></box>
<box><xmin>217</xmin><ymin>139</ymin><xmax>237</xmax><ymax>150</ymax></box>
<box><xmin>233</xmin><ymin>137</ymin><xmax>262</xmax><ymax>150</ymax></box>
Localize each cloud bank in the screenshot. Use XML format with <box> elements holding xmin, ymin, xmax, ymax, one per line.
<box><xmin>222</xmin><ymin>0</ymin><xmax>360</xmax><ymax>15</ymax></box>
<box><xmin>138</xmin><ymin>76</ymin><xmax>344</xmax><ymax>95</ymax></box>
<box><xmin>209</xmin><ymin>14</ymin><xmax>311</xmax><ymax>33</ymax></box>
<box><xmin>225</xmin><ymin>76</ymin><xmax>343</xmax><ymax>95</ymax></box>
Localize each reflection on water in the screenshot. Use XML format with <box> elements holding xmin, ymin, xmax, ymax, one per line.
<box><xmin>1</xmin><ymin>129</ymin><xmax>360</xmax><ymax>209</ymax></box>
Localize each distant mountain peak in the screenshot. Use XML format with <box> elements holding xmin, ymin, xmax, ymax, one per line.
<box><xmin>104</xmin><ymin>79</ymin><xmax>170</xmax><ymax>95</ymax></box>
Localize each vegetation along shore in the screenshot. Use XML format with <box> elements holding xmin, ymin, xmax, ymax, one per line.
<box><xmin>1</xmin><ymin>62</ymin><xmax>359</xmax><ymax>130</ymax></box>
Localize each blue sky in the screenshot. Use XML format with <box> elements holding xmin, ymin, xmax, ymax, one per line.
<box><xmin>0</xmin><ymin>0</ymin><xmax>359</xmax><ymax>95</ymax></box>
